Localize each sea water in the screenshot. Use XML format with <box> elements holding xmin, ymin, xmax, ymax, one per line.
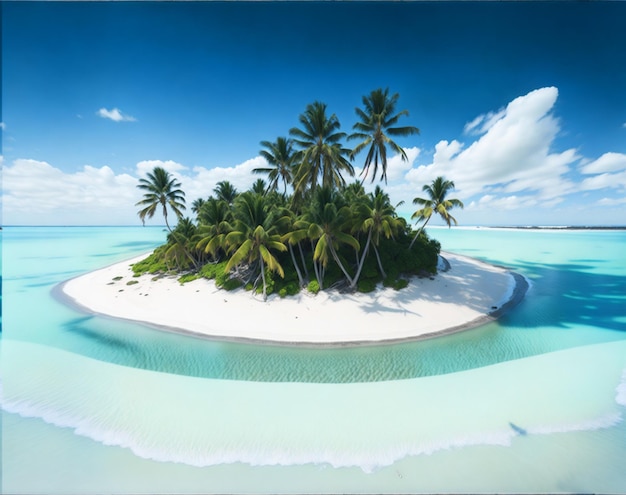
<box><xmin>2</xmin><ymin>226</ymin><xmax>625</xmax><ymax>493</ymax></box>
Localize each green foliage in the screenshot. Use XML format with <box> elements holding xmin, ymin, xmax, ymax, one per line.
<box><xmin>126</xmin><ymin>280</ymin><xmax>139</xmax><ymax>286</ymax></box>
<box><xmin>383</xmin><ymin>277</ymin><xmax>409</xmax><ymax>290</ymax></box>
<box><xmin>199</xmin><ymin>261</ymin><xmax>227</xmax><ymax>280</ymax></box>
<box><xmin>307</xmin><ymin>280</ymin><xmax>320</xmax><ymax>294</ymax></box>
<box><xmin>214</xmin><ymin>269</ymin><xmax>232</xmax><ymax>288</ymax></box>
<box><xmin>112</xmin><ymin>276</ymin><xmax>123</xmax><ymax>281</ymax></box>
<box><xmin>132</xmin><ymin>246</ymin><xmax>171</xmax><ymax>275</ymax></box>
<box><xmin>132</xmin><ymin>94</ymin><xmax>461</xmax><ymax>300</ymax></box>
<box><xmin>221</xmin><ymin>278</ymin><xmax>243</xmax><ymax>291</ymax></box>
<box><xmin>277</xmin><ymin>280</ymin><xmax>300</xmax><ymax>298</ymax></box>
<box><xmin>178</xmin><ymin>273</ymin><xmax>199</xmax><ymax>284</ymax></box>
<box><xmin>357</xmin><ymin>278</ymin><xmax>377</xmax><ymax>293</ymax></box>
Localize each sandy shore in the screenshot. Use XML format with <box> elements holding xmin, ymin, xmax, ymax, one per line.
<box><xmin>57</xmin><ymin>252</ymin><xmax>528</xmax><ymax>346</ymax></box>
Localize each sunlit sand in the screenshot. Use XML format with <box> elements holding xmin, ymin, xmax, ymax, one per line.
<box><xmin>60</xmin><ymin>252</ymin><xmax>527</xmax><ymax>345</ymax></box>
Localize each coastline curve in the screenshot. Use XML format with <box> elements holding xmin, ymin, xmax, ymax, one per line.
<box><xmin>54</xmin><ymin>251</ymin><xmax>529</xmax><ymax>348</ymax></box>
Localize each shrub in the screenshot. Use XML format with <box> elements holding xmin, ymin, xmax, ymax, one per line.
<box><xmin>307</xmin><ymin>280</ymin><xmax>320</xmax><ymax>294</ymax></box>
<box><xmin>277</xmin><ymin>280</ymin><xmax>300</xmax><ymax>298</ymax></box>
<box><xmin>390</xmin><ymin>278</ymin><xmax>409</xmax><ymax>290</ymax></box>
<box><xmin>132</xmin><ymin>246</ymin><xmax>170</xmax><ymax>275</ymax></box>
<box><xmin>178</xmin><ymin>273</ymin><xmax>199</xmax><ymax>284</ymax></box>
<box><xmin>357</xmin><ymin>278</ymin><xmax>377</xmax><ymax>293</ymax></box>
<box><xmin>221</xmin><ymin>278</ymin><xmax>242</xmax><ymax>291</ymax></box>
<box><xmin>199</xmin><ymin>261</ymin><xmax>227</xmax><ymax>280</ymax></box>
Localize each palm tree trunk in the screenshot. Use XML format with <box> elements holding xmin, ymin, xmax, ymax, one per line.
<box><xmin>299</xmin><ymin>242</ymin><xmax>309</xmax><ymax>279</ymax></box>
<box><xmin>409</xmin><ymin>216</ymin><xmax>431</xmax><ymax>249</ymax></box>
<box><xmin>349</xmin><ymin>229</ymin><xmax>372</xmax><ymax>289</ymax></box>
<box><xmin>313</xmin><ymin>259</ymin><xmax>323</xmax><ymax>289</ymax></box>
<box><xmin>329</xmin><ymin>243</ymin><xmax>355</xmax><ymax>286</ymax></box>
<box><xmin>260</xmin><ymin>257</ymin><xmax>267</xmax><ymax>301</ymax></box>
<box><xmin>288</xmin><ymin>244</ymin><xmax>305</xmax><ymax>287</ymax></box>
<box><xmin>373</xmin><ymin>244</ymin><xmax>387</xmax><ymax>279</ymax></box>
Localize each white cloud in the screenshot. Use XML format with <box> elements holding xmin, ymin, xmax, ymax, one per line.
<box><xmin>0</xmin><ymin>122</ymin><xmax>6</xmax><ymax>131</ymax></box>
<box><xmin>580</xmin><ymin>170</ymin><xmax>626</xmax><ymax>191</ymax></box>
<box><xmin>96</xmin><ymin>107</ymin><xmax>137</xmax><ymax>122</ymax></box>
<box><xmin>136</xmin><ymin>159</ymin><xmax>188</xmax><ymax>179</ymax></box>
<box><xmin>1</xmin><ymin>156</ymin><xmax>266</xmax><ymax>225</ymax></box>
<box><xmin>597</xmin><ymin>196</ymin><xmax>626</xmax><ymax>206</ymax></box>
<box><xmin>463</xmin><ymin>109</ymin><xmax>506</xmax><ymax>135</ymax></box>
<box><xmin>381</xmin><ymin>147</ymin><xmax>420</xmax><ymax>182</ymax></box>
<box><xmin>185</xmin><ymin>156</ymin><xmax>266</xmax><ymax>200</ymax></box>
<box><xmin>580</xmin><ymin>152</ymin><xmax>626</xmax><ymax>174</ymax></box>
<box><xmin>402</xmin><ymin>87</ymin><xmax>580</xmax><ymax>207</ymax></box>
<box><xmin>2</xmin><ymin>159</ymin><xmax>139</xmax><ymax>225</ymax></box>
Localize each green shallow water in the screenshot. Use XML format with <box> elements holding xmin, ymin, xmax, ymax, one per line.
<box><xmin>2</xmin><ymin>226</ymin><xmax>626</xmax><ymax>493</ymax></box>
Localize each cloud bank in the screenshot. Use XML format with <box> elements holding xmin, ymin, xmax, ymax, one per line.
<box><xmin>3</xmin><ymin>87</ymin><xmax>625</xmax><ymax>226</ymax></box>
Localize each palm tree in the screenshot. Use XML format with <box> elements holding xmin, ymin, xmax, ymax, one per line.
<box><xmin>224</xmin><ymin>192</ymin><xmax>287</xmax><ymax>301</ymax></box>
<box><xmin>191</xmin><ymin>198</ymin><xmax>206</xmax><ymax>224</ymax></box>
<box><xmin>276</xmin><ymin>206</ymin><xmax>307</xmax><ymax>287</ymax></box>
<box><xmin>136</xmin><ymin>166</ymin><xmax>200</xmax><ymax>268</ymax></box>
<box><xmin>290</xmin><ymin>101</ymin><xmax>354</xmax><ymax>194</ymax></box>
<box><xmin>350</xmin><ymin>186</ymin><xmax>401</xmax><ymax>286</ymax></box>
<box><xmin>163</xmin><ymin>217</ymin><xmax>198</xmax><ymax>269</ymax></box>
<box><xmin>349</xmin><ymin>88</ymin><xmax>419</xmax><ymax>184</ymax></box>
<box><xmin>251</xmin><ymin>178</ymin><xmax>267</xmax><ymax>195</ymax></box>
<box><xmin>301</xmin><ymin>187</ymin><xmax>359</xmax><ymax>289</ymax></box>
<box><xmin>194</xmin><ymin>198</ymin><xmax>233</xmax><ymax>260</ymax></box>
<box><xmin>409</xmin><ymin>176</ymin><xmax>464</xmax><ymax>248</ymax></box>
<box><xmin>191</xmin><ymin>198</ymin><xmax>206</xmax><ymax>215</ymax></box>
<box><xmin>136</xmin><ymin>166</ymin><xmax>186</xmax><ymax>232</ymax></box>
<box><xmin>254</xmin><ymin>137</ymin><xmax>297</xmax><ymax>194</ymax></box>
<box><xmin>214</xmin><ymin>180</ymin><xmax>238</xmax><ymax>205</ymax></box>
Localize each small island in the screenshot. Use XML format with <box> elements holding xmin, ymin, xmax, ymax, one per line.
<box><xmin>60</xmin><ymin>90</ymin><xmax>529</xmax><ymax>345</ymax></box>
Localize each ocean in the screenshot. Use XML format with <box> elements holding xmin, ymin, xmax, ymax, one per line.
<box><xmin>2</xmin><ymin>226</ymin><xmax>625</xmax><ymax>494</ymax></box>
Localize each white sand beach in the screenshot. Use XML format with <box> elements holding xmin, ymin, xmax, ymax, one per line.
<box><xmin>59</xmin><ymin>252</ymin><xmax>526</xmax><ymax>345</ymax></box>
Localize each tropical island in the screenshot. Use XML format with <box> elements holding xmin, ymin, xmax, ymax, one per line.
<box><xmin>61</xmin><ymin>88</ymin><xmax>528</xmax><ymax>345</ymax></box>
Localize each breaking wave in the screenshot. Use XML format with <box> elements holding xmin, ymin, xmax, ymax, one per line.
<box><xmin>3</xmin><ymin>340</ymin><xmax>625</xmax><ymax>473</ymax></box>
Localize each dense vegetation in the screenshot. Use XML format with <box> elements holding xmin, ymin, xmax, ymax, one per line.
<box><xmin>133</xmin><ymin>89</ymin><xmax>463</xmax><ymax>300</ymax></box>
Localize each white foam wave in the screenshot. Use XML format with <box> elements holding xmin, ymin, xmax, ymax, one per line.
<box><xmin>4</xmin><ymin>340</ymin><xmax>626</xmax><ymax>473</ymax></box>
<box><xmin>526</xmin><ymin>412</ymin><xmax>622</xmax><ymax>436</ymax></box>
<box><xmin>0</xmin><ymin>392</ymin><xmax>517</xmax><ymax>472</ymax></box>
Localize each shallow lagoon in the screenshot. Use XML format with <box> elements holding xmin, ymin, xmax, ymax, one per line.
<box><xmin>2</xmin><ymin>226</ymin><xmax>625</xmax><ymax>493</ymax></box>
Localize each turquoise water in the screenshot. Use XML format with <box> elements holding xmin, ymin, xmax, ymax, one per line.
<box><xmin>2</xmin><ymin>226</ymin><xmax>626</xmax><ymax>493</ymax></box>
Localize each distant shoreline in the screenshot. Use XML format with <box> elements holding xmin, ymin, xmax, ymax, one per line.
<box><xmin>486</xmin><ymin>226</ymin><xmax>626</xmax><ymax>231</ymax></box>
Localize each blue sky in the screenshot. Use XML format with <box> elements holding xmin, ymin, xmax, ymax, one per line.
<box><xmin>2</xmin><ymin>1</ymin><xmax>625</xmax><ymax>226</ymax></box>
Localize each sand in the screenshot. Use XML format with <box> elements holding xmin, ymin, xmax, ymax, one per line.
<box><xmin>57</xmin><ymin>252</ymin><xmax>528</xmax><ymax>346</ymax></box>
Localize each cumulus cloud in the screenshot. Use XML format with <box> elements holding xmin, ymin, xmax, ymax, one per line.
<box><xmin>2</xmin><ymin>159</ymin><xmax>139</xmax><ymax>224</ymax></box>
<box><xmin>402</xmin><ymin>87</ymin><xmax>581</xmax><ymax>207</ymax></box>
<box><xmin>136</xmin><ymin>159</ymin><xmax>188</xmax><ymax>178</ymax></box>
<box><xmin>1</xmin><ymin>156</ymin><xmax>266</xmax><ymax>225</ymax></box>
<box><xmin>96</xmin><ymin>107</ymin><xmax>137</xmax><ymax>122</ymax></box>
